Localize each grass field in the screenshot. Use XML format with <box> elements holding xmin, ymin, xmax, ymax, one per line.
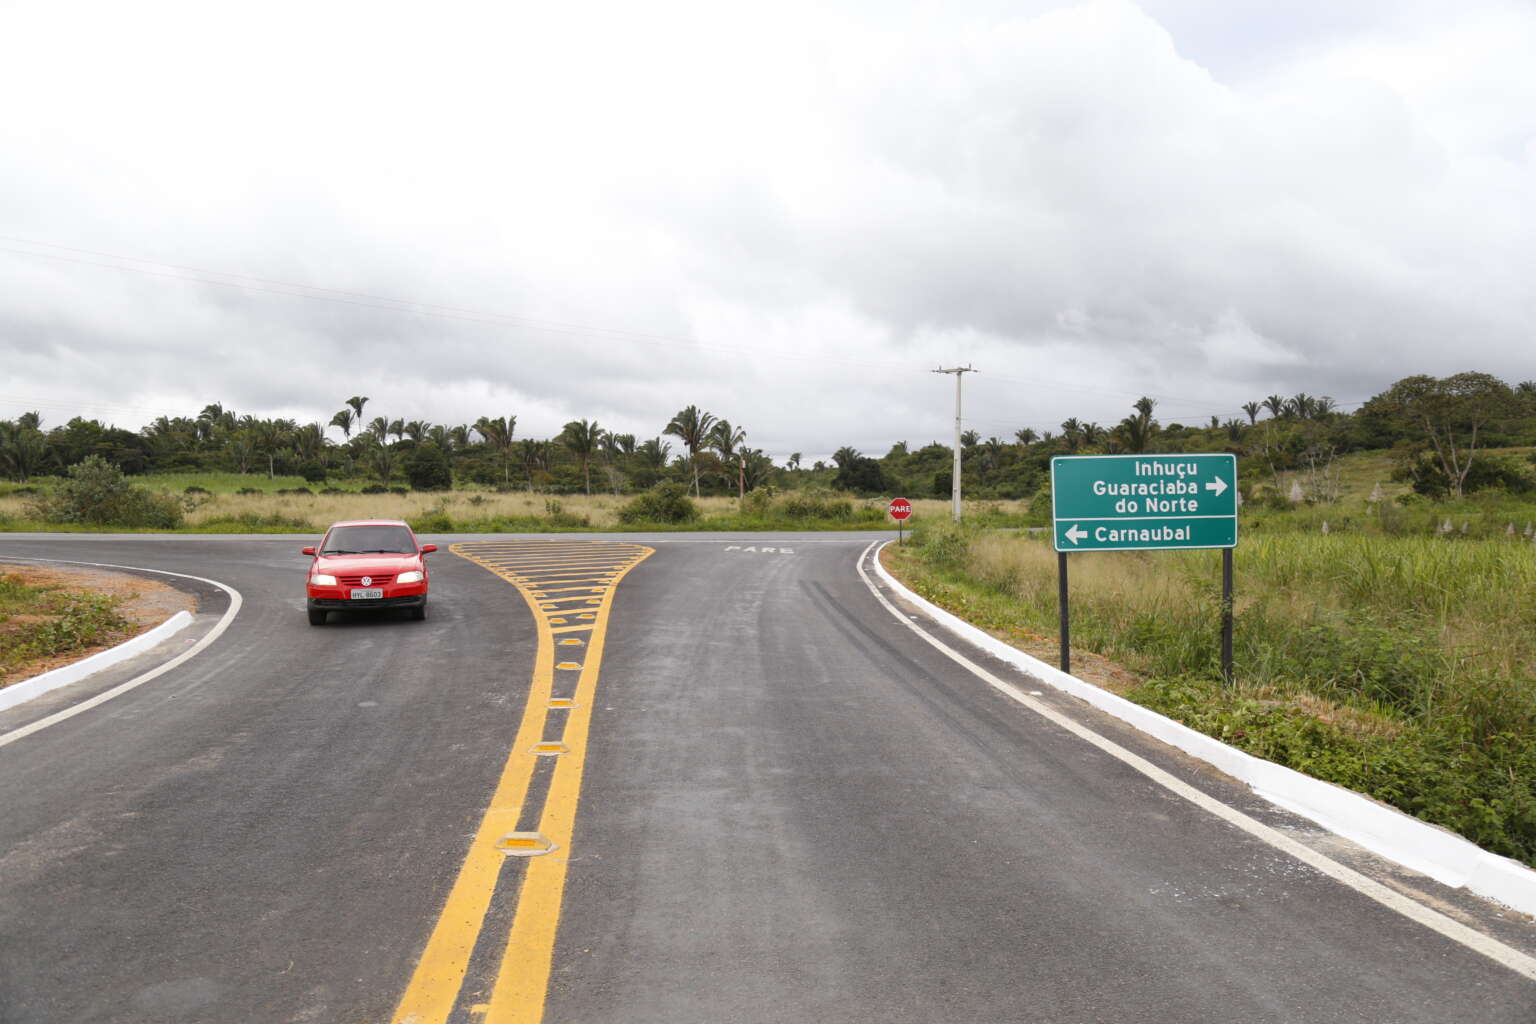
<box><xmin>0</xmin><ymin>480</ymin><xmax>1021</xmax><ymax>534</ymax></box>
<box><xmin>886</xmin><ymin>521</ymin><xmax>1536</xmax><ymax>866</ymax></box>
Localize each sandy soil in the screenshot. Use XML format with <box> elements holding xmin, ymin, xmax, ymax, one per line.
<box><xmin>0</xmin><ymin>564</ymin><xmax>198</xmax><ymax>687</ymax></box>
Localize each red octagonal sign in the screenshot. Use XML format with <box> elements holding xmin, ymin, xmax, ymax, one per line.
<box><xmin>888</xmin><ymin>497</ymin><xmax>913</xmax><ymax>521</ymax></box>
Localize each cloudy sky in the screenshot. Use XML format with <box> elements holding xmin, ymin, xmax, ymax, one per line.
<box><xmin>2</xmin><ymin>0</ymin><xmax>1533</xmax><ymax>460</ymax></box>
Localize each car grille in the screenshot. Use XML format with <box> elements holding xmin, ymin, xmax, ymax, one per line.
<box><xmin>338</xmin><ymin>574</ymin><xmax>395</xmax><ymax>586</ymax></box>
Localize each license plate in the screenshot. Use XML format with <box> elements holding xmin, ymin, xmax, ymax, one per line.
<box><xmin>350</xmin><ymin>588</ymin><xmax>384</xmax><ymax>600</ymax></box>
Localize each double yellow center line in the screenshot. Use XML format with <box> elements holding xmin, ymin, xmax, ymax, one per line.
<box><xmin>391</xmin><ymin>540</ymin><xmax>653</xmax><ymax>1024</ymax></box>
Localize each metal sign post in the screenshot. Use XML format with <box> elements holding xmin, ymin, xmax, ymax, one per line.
<box><xmin>1051</xmin><ymin>454</ymin><xmax>1239</xmax><ymax>682</ymax></box>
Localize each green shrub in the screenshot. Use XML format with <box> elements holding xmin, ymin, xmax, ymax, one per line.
<box><xmin>405</xmin><ymin>444</ymin><xmax>453</xmax><ymax>491</ymax></box>
<box><xmin>618</xmin><ymin>482</ymin><xmax>699</xmax><ymax>525</ymax></box>
<box><xmin>25</xmin><ymin>593</ymin><xmax>128</xmax><ymax>655</ymax></box>
<box><xmin>27</xmin><ymin>456</ymin><xmax>182</xmax><ymax>528</ymax></box>
<box><xmin>776</xmin><ymin>492</ymin><xmax>852</xmax><ymax>520</ymax></box>
<box><xmin>740</xmin><ymin>488</ymin><xmax>774</xmax><ymax>516</ymax></box>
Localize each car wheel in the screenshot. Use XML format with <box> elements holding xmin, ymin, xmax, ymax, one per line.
<box><xmin>308</xmin><ymin>608</ymin><xmax>327</xmax><ymax>626</ymax></box>
<box><xmin>410</xmin><ymin>602</ymin><xmax>427</xmax><ymax>621</ymax></box>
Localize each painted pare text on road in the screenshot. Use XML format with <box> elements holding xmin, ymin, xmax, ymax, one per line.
<box><xmin>1051</xmin><ymin>453</ymin><xmax>1238</xmax><ymax>552</ymax></box>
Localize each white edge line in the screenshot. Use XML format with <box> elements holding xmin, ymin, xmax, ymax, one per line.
<box><xmin>0</xmin><ymin>609</ymin><xmax>193</xmax><ymax>715</ymax></box>
<box><xmin>855</xmin><ymin>540</ymin><xmax>1536</xmax><ymax>983</ymax></box>
<box><xmin>868</xmin><ymin>540</ymin><xmax>1536</xmax><ymax>913</ymax></box>
<box><xmin>0</xmin><ymin>558</ymin><xmax>243</xmax><ymax>749</ymax></box>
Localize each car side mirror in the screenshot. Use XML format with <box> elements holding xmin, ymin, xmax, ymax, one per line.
<box><xmin>420</xmin><ymin>544</ymin><xmax>438</xmax><ymax>554</ymax></box>
<box><xmin>302</xmin><ymin>546</ymin><xmax>316</xmax><ymax>555</ymax></box>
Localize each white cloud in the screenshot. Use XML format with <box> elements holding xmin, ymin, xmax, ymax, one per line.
<box><xmin>1</xmin><ymin>0</ymin><xmax>1533</xmax><ymax>454</ymax></box>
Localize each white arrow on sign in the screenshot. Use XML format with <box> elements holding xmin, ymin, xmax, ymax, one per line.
<box><xmin>1065</xmin><ymin>524</ymin><xmax>1089</xmax><ymax>545</ymax></box>
<box><xmin>1205</xmin><ymin>477</ymin><xmax>1229</xmax><ymax>497</ymax></box>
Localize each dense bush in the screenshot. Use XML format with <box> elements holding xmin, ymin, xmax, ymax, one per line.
<box><xmin>405</xmin><ymin>444</ymin><xmax>453</xmax><ymax>491</ymax></box>
<box><xmin>617</xmin><ymin>482</ymin><xmax>699</xmax><ymax>524</ymax></box>
<box><xmin>1398</xmin><ymin>452</ymin><xmax>1536</xmax><ymax>498</ymax></box>
<box><xmin>28</xmin><ymin>456</ymin><xmax>183</xmax><ymax>528</ymax></box>
<box><xmin>776</xmin><ymin>491</ymin><xmax>853</xmax><ymax>520</ymax></box>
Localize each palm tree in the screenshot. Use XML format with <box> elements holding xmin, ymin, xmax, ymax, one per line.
<box><xmin>251</xmin><ymin>419</ymin><xmax>288</xmax><ymax>478</ymax></box>
<box><xmin>387</xmin><ymin>419</ymin><xmax>405</xmax><ymax>443</ymax></box>
<box><xmin>197</xmin><ymin>402</ymin><xmax>234</xmax><ymax>445</ymax></box>
<box><xmin>363</xmin><ymin>436</ymin><xmax>396</xmax><ymax>486</ymax></box>
<box><xmin>1116</xmin><ymin>396</ymin><xmax>1158</xmax><ymax>453</ymax></box>
<box><xmin>519</xmin><ymin>438</ymin><xmax>551</xmax><ymax>489</ymax></box>
<box><xmin>832</xmin><ymin>446</ymin><xmax>861</xmax><ymax>470</ymax></box>
<box><xmin>292</xmin><ymin>422</ymin><xmax>325</xmax><ymax>463</ymax></box>
<box><xmin>0</xmin><ymin>418</ymin><xmax>49</xmax><ymax>481</ymax></box>
<box><xmin>561</xmin><ymin>419</ymin><xmax>603</xmax><ymax>495</ymax></box>
<box><xmin>982</xmin><ymin>437</ymin><xmax>1004</xmax><ymax>471</ymax></box>
<box><xmin>1241</xmin><ymin>401</ymin><xmax>1261</xmax><ymax>425</ymax></box>
<box><xmin>709</xmin><ymin>419</ymin><xmax>748</xmax><ymax>496</ymax></box>
<box><xmin>1263</xmin><ymin>395</ymin><xmax>1287</xmax><ymax>420</ymax></box>
<box><xmin>473</xmin><ymin>415</ymin><xmax>516</xmax><ymax>486</ymax></box>
<box><xmin>404</xmin><ymin>420</ymin><xmax>427</xmax><ymax>444</ymax></box>
<box><xmin>664</xmin><ymin>405</ymin><xmax>717</xmax><ymax>497</ymax></box>
<box><xmin>787</xmin><ymin>452</ymin><xmax>802</xmax><ymax>471</ymax></box>
<box><xmin>346</xmin><ymin>396</ymin><xmax>369</xmax><ymax>423</ymax></box>
<box><xmin>960</xmin><ymin>429</ymin><xmax>980</xmax><ymax>448</ymax></box>
<box><xmin>1314</xmin><ymin>396</ymin><xmax>1337</xmax><ymax>417</ymax></box>
<box><xmin>1289</xmin><ymin>393</ymin><xmax>1315</xmax><ymax>420</ymax></box>
<box><xmin>1081</xmin><ymin>422</ymin><xmax>1105</xmax><ymax>446</ymax></box>
<box><xmin>637</xmin><ymin>437</ymin><xmax>672</xmax><ymax>470</ymax></box>
<box><xmin>1014</xmin><ymin>428</ymin><xmax>1037</xmax><ymax>446</ymax></box>
<box><xmin>329</xmin><ymin>409</ymin><xmax>355</xmax><ymax>439</ymax></box>
<box><xmin>741</xmin><ymin>448</ymin><xmax>774</xmax><ymax>491</ymax></box>
<box><xmin>366</xmin><ymin>416</ymin><xmax>390</xmax><ymax>443</ymax></box>
<box><xmin>1060</xmin><ymin>417</ymin><xmax>1083</xmax><ymax>451</ymax></box>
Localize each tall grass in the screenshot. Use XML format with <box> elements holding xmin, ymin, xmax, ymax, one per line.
<box><xmin>1</xmin><ymin>487</ymin><xmax>1027</xmax><ymax>533</ymax></box>
<box><xmin>889</xmin><ymin>522</ymin><xmax>1536</xmax><ymax>864</ymax></box>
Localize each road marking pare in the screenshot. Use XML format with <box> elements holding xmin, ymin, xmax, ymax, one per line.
<box><xmin>722</xmin><ymin>545</ymin><xmax>795</xmax><ymax>554</ymax></box>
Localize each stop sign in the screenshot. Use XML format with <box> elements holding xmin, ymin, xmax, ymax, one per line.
<box><xmin>888</xmin><ymin>497</ymin><xmax>913</xmax><ymax>521</ymax></box>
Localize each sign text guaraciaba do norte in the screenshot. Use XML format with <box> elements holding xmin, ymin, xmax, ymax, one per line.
<box><xmin>1051</xmin><ymin>453</ymin><xmax>1238</xmax><ymax>552</ymax></box>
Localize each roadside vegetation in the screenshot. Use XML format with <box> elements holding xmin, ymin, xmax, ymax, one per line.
<box><xmin>886</xmin><ymin>519</ymin><xmax>1536</xmax><ymax>867</ymax></box>
<box><xmin>2</xmin><ymin>371</ymin><xmax>1534</xmax><ymax>523</ymax></box>
<box><xmin>0</xmin><ymin>569</ymin><xmax>130</xmax><ymax>684</ymax></box>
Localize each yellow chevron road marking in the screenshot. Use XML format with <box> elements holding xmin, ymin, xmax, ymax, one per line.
<box><xmin>390</xmin><ymin>540</ymin><xmax>652</xmax><ymax>1024</ymax></box>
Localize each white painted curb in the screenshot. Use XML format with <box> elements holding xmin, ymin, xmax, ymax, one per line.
<box><xmin>872</xmin><ymin>546</ymin><xmax>1536</xmax><ymax>918</ymax></box>
<box><xmin>0</xmin><ymin>610</ymin><xmax>193</xmax><ymax>715</ymax></box>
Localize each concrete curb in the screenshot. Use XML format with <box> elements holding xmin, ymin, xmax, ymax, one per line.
<box><xmin>872</xmin><ymin>545</ymin><xmax>1536</xmax><ymax>918</ymax></box>
<box><xmin>0</xmin><ymin>610</ymin><xmax>193</xmax><ymax>715</ymax></box>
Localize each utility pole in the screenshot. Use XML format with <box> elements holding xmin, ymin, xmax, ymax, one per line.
<box><xmin>932</xmin><ymin>365</ymin><xmax>977</xmax><ymax>522</ymax></box>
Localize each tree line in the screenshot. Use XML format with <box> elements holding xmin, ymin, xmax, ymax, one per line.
<box><xmin>0</xmin><ymin>398</ymin><xmax>784</xmax><ymax>498</ymax></box>
<box><xmin>3</xmin><ymin>372</ymin><xmax>1535</xmax><ymax>502</ymax></box>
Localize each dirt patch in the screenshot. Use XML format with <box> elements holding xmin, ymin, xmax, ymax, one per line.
<box><xmin>0</xmin><ymin>563</ymin><xmax>197</xmax><ymax>687</ymax></box>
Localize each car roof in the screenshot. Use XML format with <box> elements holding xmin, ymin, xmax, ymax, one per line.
<box><xmin>325</xmin><ymin>519</ymin><xmax>413</xmax><ymax>529</ymax></box>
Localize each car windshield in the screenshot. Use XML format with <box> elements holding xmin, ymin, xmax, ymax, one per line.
<box><xmin>321</xmin><ymin>525</ymin><xmax>416</xmax><ymax>555</ymax></box>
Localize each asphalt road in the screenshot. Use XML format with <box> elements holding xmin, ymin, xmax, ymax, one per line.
<box><xmin>0</xmin><ymin>532</ymin><xmax>1533</xmax><ymax>1023</ymax></box>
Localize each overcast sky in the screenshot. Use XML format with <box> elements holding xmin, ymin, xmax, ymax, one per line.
<box><xmin>2</xmin><ymin>0</ymin><xmax>1533</xmax><ymax>460</ymax></box>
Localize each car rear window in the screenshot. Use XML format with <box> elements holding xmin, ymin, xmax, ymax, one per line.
<box><xmin>321</xmin><ymin>525</ymin><xmax>417</xmax><ymax>554</ymax></box>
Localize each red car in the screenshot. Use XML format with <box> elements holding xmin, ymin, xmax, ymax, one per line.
<box><xmin>303</xmin><ymin>519</ymin><xmax>436</xmax><ymax>625</ymax></box>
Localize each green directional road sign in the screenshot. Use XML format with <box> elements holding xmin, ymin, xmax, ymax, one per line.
<box><xmin>1051</xmin><ymin>453</ymin><xmax>1238</xmax><ymax>552</ymax></box>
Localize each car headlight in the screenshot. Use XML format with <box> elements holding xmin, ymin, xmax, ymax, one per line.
<box><xmin>311</xmin><ymin>573</ymin><xmax>338</xmax><ymax>586</ymax></box>
<box><xmin>397</xmin><ymin>570</ymin><xmax>424</xmax><ymax>584</ymax></box>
